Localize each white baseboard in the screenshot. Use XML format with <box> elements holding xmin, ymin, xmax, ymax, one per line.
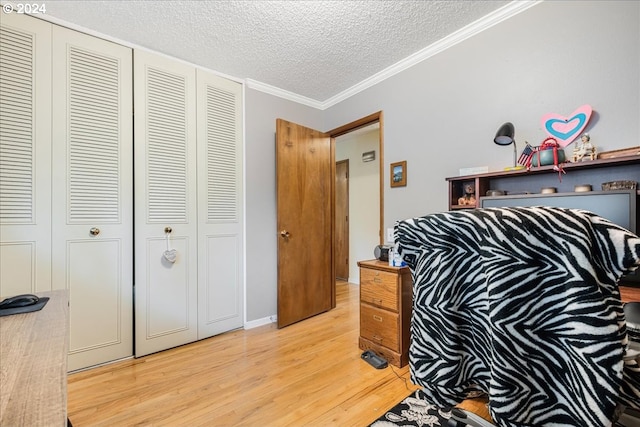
<box><xmin>244</xmin><ymin>314</ymin><xmax>277</xmax><ymax>329</ymax></box>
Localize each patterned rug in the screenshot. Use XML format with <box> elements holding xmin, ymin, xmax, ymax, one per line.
<box><xmin>369</xmin><ymin>389</ymin><xmax>453</xmax><ymax>427</ymax></box>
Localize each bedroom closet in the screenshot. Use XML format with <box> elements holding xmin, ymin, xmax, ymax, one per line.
<box><xmin>1</xmin><ymin>12</ymin><xmax>134</xmax><ymax>371</ymax></box>
<box><xmin>0</xmin><ymin>13</ymin><xmax>244</xmax><ymax>370</ymax></box>
<box><xmin>133</xmin><ymin>50</ymin><xmax>244</xmax><ymax>357</ymax></box>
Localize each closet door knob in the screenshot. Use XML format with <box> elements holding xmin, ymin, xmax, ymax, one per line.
<box><xmin>280</xmin><ymin>230</ymin><xmax>290</xmax><ymax>239</ymax></box>
<box><xmin>89</xmin><ymin>227</ymin><xmax>100</xmax><ymax>236</ymax></box>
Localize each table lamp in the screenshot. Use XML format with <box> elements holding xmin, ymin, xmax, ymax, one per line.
<box><xmin>494</xmin><ymin>122</ymin><xmax>524</xmax><ymax>171</ymax></box>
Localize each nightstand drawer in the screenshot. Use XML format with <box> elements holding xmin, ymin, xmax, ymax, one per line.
<box><xmin>360</xmin><ymin>304</ymin><xmax>399</xmax><ymax>352</ymax></box>
<box><xmin>360</xmin><ymin>268</ymin><xmax>398</xmax><ymax>310</ymax></box>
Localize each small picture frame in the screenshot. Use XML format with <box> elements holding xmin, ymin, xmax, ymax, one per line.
<box><xmin>390</xmin><ymin>161</ymin><xmax>407</xmax><ymax>187</ymax></box>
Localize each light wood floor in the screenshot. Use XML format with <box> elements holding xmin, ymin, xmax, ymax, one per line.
<box><xmin>67</xmin><ymin>281</ymin><xmax>419</xmax><ymax>426</ymax></box>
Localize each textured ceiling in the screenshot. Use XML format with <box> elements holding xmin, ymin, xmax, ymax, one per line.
<box><xmin>42</xmin><ymin>0</ymin><xmax>512</xmax><ymax>103</ymax></box>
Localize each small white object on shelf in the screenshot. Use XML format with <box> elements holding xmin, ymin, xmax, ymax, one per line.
<box><xmin>459</xmin><ymin>166</ymin><xmax>488</xmax><ymax>176</ymax></box>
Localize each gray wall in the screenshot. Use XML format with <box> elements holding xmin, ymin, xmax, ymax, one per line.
<box><xmin>325</xmin><ymin>0</ymin><xmax>639</xmax><ymax>238</ymax></box>
<box><xmin>244</xmin><ymin>1</ymin><xmax>640</xmax><ymax>322</ymax></box>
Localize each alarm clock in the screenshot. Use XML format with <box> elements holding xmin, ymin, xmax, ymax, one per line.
<box><xmin>374</xmin><ymin>245</ymin><xmax>393</xmax><ymax>261</ymax></box>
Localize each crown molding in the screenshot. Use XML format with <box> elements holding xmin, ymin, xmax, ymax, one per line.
<box><xmin>249</xmin><ymin>0</ymin><xmax>542</xmax><ymax>110</ymax></box>
<box><xmin>245</xmin><ymin>79</ymin><xmax>324</xmax><ymax>109</ymax></box>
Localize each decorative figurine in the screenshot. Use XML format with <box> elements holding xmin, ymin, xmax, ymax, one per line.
<box><xmin>572</xmin><ymin>133</ymin><xmax>597</xmax><ymax>162</ymax></box>
<box><xmin>458</xmin><ymin>181</ymin><xmax>476</xmax><ymax>206</ymax></box>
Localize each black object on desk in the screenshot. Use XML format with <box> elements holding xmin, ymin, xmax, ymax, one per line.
<box><xmin>0</xmin><ymin>294</ymin><xmax>49</xmax><ymax>317</ymax></box>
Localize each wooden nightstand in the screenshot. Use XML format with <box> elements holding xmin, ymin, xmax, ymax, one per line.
<box><xmin>357</xmin><ymin>259</ymin><xmax>412</xmax><ymax>367</ymax></box>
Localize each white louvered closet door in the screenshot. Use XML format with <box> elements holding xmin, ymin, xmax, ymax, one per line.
<box><xmin>51</xmin><ymin>26</ymin><xmax>133</xmax><ymax>371</ymax></box>
<box><xmin>134</xmin><ymin>50</ymin><xmax>198</xmax><ymax>357</ymax></box>
<box><xmin>0</xmin><ymin>14</ymin><xmax>52</xmax><ymax>296</ymax></box>
<box><xmin>196</xmin><ymin>70</ymin><xmax>243</xmax><ymax>339</ymax></box>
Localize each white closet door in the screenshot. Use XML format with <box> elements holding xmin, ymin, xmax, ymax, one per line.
<box><xmin>134</xmin><ymin>50</ymin><xmax>198</xmax><ymax>357</ymax></box>
<box><xmin>0</xmin><ymin>14</ymin><xmax>52</xmax><ymax>296</ymax></box>
<box><xmin>51</xmin><ymin>26</ymin><xmax>133</xmax><ymax>371</ymax></box>
<box><xmin>196</xmin><ymin>70</ymin><xmax>244</xmax><ymax>339</ymax></box>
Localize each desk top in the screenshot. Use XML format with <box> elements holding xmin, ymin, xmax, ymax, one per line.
<box><xmin>357</xmin><ymin>259</ymin><xmax>410</xmax><ymax>273</ymax></box>
<box><xmin>0</xmin><ymin>290</ymin><xmax>69</xmax><ymax>426</ymax></box>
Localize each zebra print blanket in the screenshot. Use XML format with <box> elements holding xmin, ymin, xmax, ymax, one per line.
<box><xmin>395</xmin><ymin>207</ymin><xmax>640</xmax><ymax>426</ymax></box>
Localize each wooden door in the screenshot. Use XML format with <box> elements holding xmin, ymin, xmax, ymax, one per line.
<box><xmin>335</xmin><ymin>160</ymin><xmax>349</xmax><ymax>280</ymax></box>
<box><xmin>51</xmin><ymin>25</ymin><xmax>133</xmax><ymax>370</ymax></box>
<box><xmin>134</xmin><ymin>50</ymin><xmax>198</xmax><ymax>357</ymax></box>
<box><xmin>276</xmin><ymin>119</ymin><xmax>335</xmax><ymax>328</ymax></box>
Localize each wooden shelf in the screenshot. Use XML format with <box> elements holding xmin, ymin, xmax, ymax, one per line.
<box><xmin>446</xmin><ymin>155</ymin><xmax>640</xmax><ymax>210</ymax></box>
<box><xmin>447</xmin><ymin>155</ymin><xmax>640</xmax><ymax>182</ymax></box>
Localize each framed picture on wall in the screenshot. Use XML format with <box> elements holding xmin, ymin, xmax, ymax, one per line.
<box><xmin>390</xmin><ymin>161</ymin><xmax>407</xmax><ymax>187</ymax></box>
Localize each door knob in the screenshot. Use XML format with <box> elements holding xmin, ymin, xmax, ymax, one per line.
<box><xmin>280</xmin><ymin>230</ymin><xmax>291</xmax><ymax>239</ymax></box>
<box><xmin>89</xmin><ymin>227</ymin><xmax>100</xmax><ymax>236</ymax></box>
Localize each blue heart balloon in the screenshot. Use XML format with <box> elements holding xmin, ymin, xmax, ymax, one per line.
<box><xmin>544</xmin><ymin>113</ymin><xmax>587</xmax><ymax>140</ymax></box>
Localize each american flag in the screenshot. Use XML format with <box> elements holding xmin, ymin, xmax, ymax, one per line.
<box><xmin>518</xmin><ymin>143</ymin><xmax>534</xmax><ymax>165</ymax></box>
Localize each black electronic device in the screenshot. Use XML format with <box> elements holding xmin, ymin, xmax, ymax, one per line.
<box><xmin>0</xmin><ymin>294</ymin><xmax>49</xmax><ymax>317</ymax></box>
<box><xmin>374</xmin><ymin>245</ymin><xmax>393</xmax><ymax>262</ymax></box>
<box><xmin>0</xmin><ymin>294</ymin><xmax>39</xmax><ymax>309</ymax></box>
<box><xmin>361</xmin><ymin>349</ymin><xmax>388</xmax><ymax>369</ymax></box>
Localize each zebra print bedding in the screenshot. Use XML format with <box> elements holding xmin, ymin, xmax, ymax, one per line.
<box><xmin>395</xmin><ymin>207</ymin><xmax>640</xmax><ymax>427</ymax></box>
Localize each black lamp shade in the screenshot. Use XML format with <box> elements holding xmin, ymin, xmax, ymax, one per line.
<box><xmin>494</xmin><ymin>122</ymin><xmax>515</xmax><ymax>146</ymax></box>
<box><xmin>494</xmin><ymin>122</ymin><xmax>518</xmax><ymax>168</ymax></box>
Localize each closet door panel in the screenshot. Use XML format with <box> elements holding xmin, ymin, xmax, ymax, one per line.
<box><xmin>201</xmin><ymin>234</ymin><xmax>241</xmax><ymax>324</ymax></box>
<box><xmin>134</xmin><ymin>50</ymin><xmax>198</xmax><ymax>357</ymax></box>
<box><xmin>0</xmin><ymin>14</ymin><xmax>52</xmax><ymax>295</ymax></box>
<box><xmin>67</xmin><ymin>239</ymin><xmax>122</xmax><ymax>346</ymax></box>
<box><xmin>52</xmin><ymin>25</ymin><xmax>133</xmax><ymax>371</ymax></box>
<box><xmin>146</xmin><ymin>236</ymin><xmax>191</xmax><ymax>336</ymax></box>
<box><xmin>196</xmin><ymin>70</ymin><xmax>244</xmax><ymax>338</ymax></box>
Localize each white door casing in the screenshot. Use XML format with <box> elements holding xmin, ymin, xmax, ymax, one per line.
<box><xmin>134</xmin><ymin>49</ymin><xmax>198</xmax><ymax>357</ymax></box>
<box><xmin>0</xmin><ymin>13</ymin><xmax>52</xmax><ymax>296</ymax></box>
<box><xmin>51</xmin><ymin>25</ymin><xmax>133</xmax><ymax>371</ymax></box>
<box><xmin>196</xmin><ymin>70</ymin><xmax>244</xmax><ymax>339</ymax></box>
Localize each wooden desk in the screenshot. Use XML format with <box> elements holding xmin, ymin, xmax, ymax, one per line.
<box><xmin>0</xmin><ymin>290</ymin><xmax>69</xmax><ymax>426</ymax></box>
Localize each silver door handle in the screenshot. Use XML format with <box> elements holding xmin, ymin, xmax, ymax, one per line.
<box><xmin>280</xmin><ymin>230</ymin><xmax>290</xmax><ymax>239</ymax></box>
<box><xmin>89</xmin><ymin>227</ymin><xmax>100</xmax><ymax>236</ymax></box>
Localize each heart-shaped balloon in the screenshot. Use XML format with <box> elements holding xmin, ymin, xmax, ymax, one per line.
<box><xmin>541</xmin><ymin>105</ymin><xmax>592</xmax><ymax>148</ymax></box>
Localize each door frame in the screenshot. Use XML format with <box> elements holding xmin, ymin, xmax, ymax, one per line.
<box><xmin>335</xmin><ymin>159</ymin><xmax>350</xmax><ymax>280</ymax></box>
<box><xmin>328</xmin><ymin>111</ymin><xmax>384</xmax><ymax>247</ymax></box>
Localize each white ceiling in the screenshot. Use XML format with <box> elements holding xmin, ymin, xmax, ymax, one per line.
<box><xmin>40</xmin><ymin>0</ymin><xmax>521</xmax><ymax>107</ymax></box>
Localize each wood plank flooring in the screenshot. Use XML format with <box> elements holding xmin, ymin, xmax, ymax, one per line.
<box><xmin>67</xmin><ymin>281</ymin><xmax>419</xmax><ymax>426</ymax></box>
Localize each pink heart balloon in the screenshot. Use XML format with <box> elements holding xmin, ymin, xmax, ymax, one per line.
<box><xmin>541</xmin><ymin>105</ymin><xmax>592</xmax><ymax>148</ymax></box>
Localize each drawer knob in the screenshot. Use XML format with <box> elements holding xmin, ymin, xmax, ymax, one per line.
<box><xmin>373</xmin><ymin>277</ymin><xmax>382</xmax><ymax>283</ymax></box>
<box><xmin>373</xmin><ymin>315</ymin><xmax>383</xmax><ymax>322</ymax></box>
